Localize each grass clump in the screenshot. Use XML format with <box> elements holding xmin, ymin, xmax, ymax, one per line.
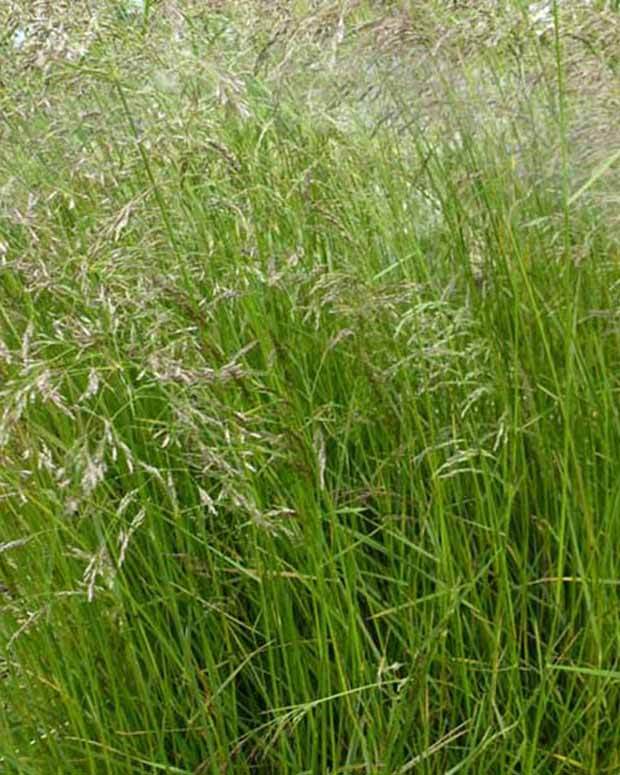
<box><xmin>1</xmin><ymin>1</ymin><xmax>620</xmax><ymax>772</ymax></box>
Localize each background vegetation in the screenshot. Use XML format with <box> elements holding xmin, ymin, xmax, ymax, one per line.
<box><xmin>1</xmin><ymin>1</ymin><xmax>620</xmax><ymax>772</ymax></box>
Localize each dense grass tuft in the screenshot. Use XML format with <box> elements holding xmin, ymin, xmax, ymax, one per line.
<box><xmin>2</xmin><ymin>1</ymin><xmax>620</xmax><ymax>773</ymax></box>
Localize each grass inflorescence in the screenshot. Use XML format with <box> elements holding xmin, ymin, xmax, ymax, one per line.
<box><xmin>1</xmin><ymin>1</ymin><xmax>620</xmax><ymax>772</ymax></box>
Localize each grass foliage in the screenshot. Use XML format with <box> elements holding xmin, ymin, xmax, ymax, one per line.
<box><xmin>2</xmin><ymin>1</ymin><xmax>620</xmax><ymax>772</ymax></box>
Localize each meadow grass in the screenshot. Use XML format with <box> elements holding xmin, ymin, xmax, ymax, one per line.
<box><xmin>1</xmin><ymin>1</ymin><xmax>620</xmax><ymax>772</ymax></box>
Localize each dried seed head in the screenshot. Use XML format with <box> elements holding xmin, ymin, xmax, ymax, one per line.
<box><xmin>79</xmin><ymin>369</ymin><xmax>100</xmax><ymax>402</ymax></box>
<box><xmin>118</xmin><ymin>508</ymin><xmax>145</xmax><ymax>568</ymax></box>
<box><xmin>0</xmin><ymin>340</ymin><xmax>12</xmax><ymax>364</ymax></box>
<box><xmin>82</xmin><ymin>544</ymin><xmax>115</xmax><ymax>602</ymax></box>
<box><xmin>81</xmin><ymin>456</ymin><xmax>107</xmax><ymax>496</ymax></box>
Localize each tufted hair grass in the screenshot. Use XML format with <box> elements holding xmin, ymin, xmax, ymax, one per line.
<box><xmin>2</xmin><ymin>1</ymin><xmax>620</xmax><ymax>773</ymax></box>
